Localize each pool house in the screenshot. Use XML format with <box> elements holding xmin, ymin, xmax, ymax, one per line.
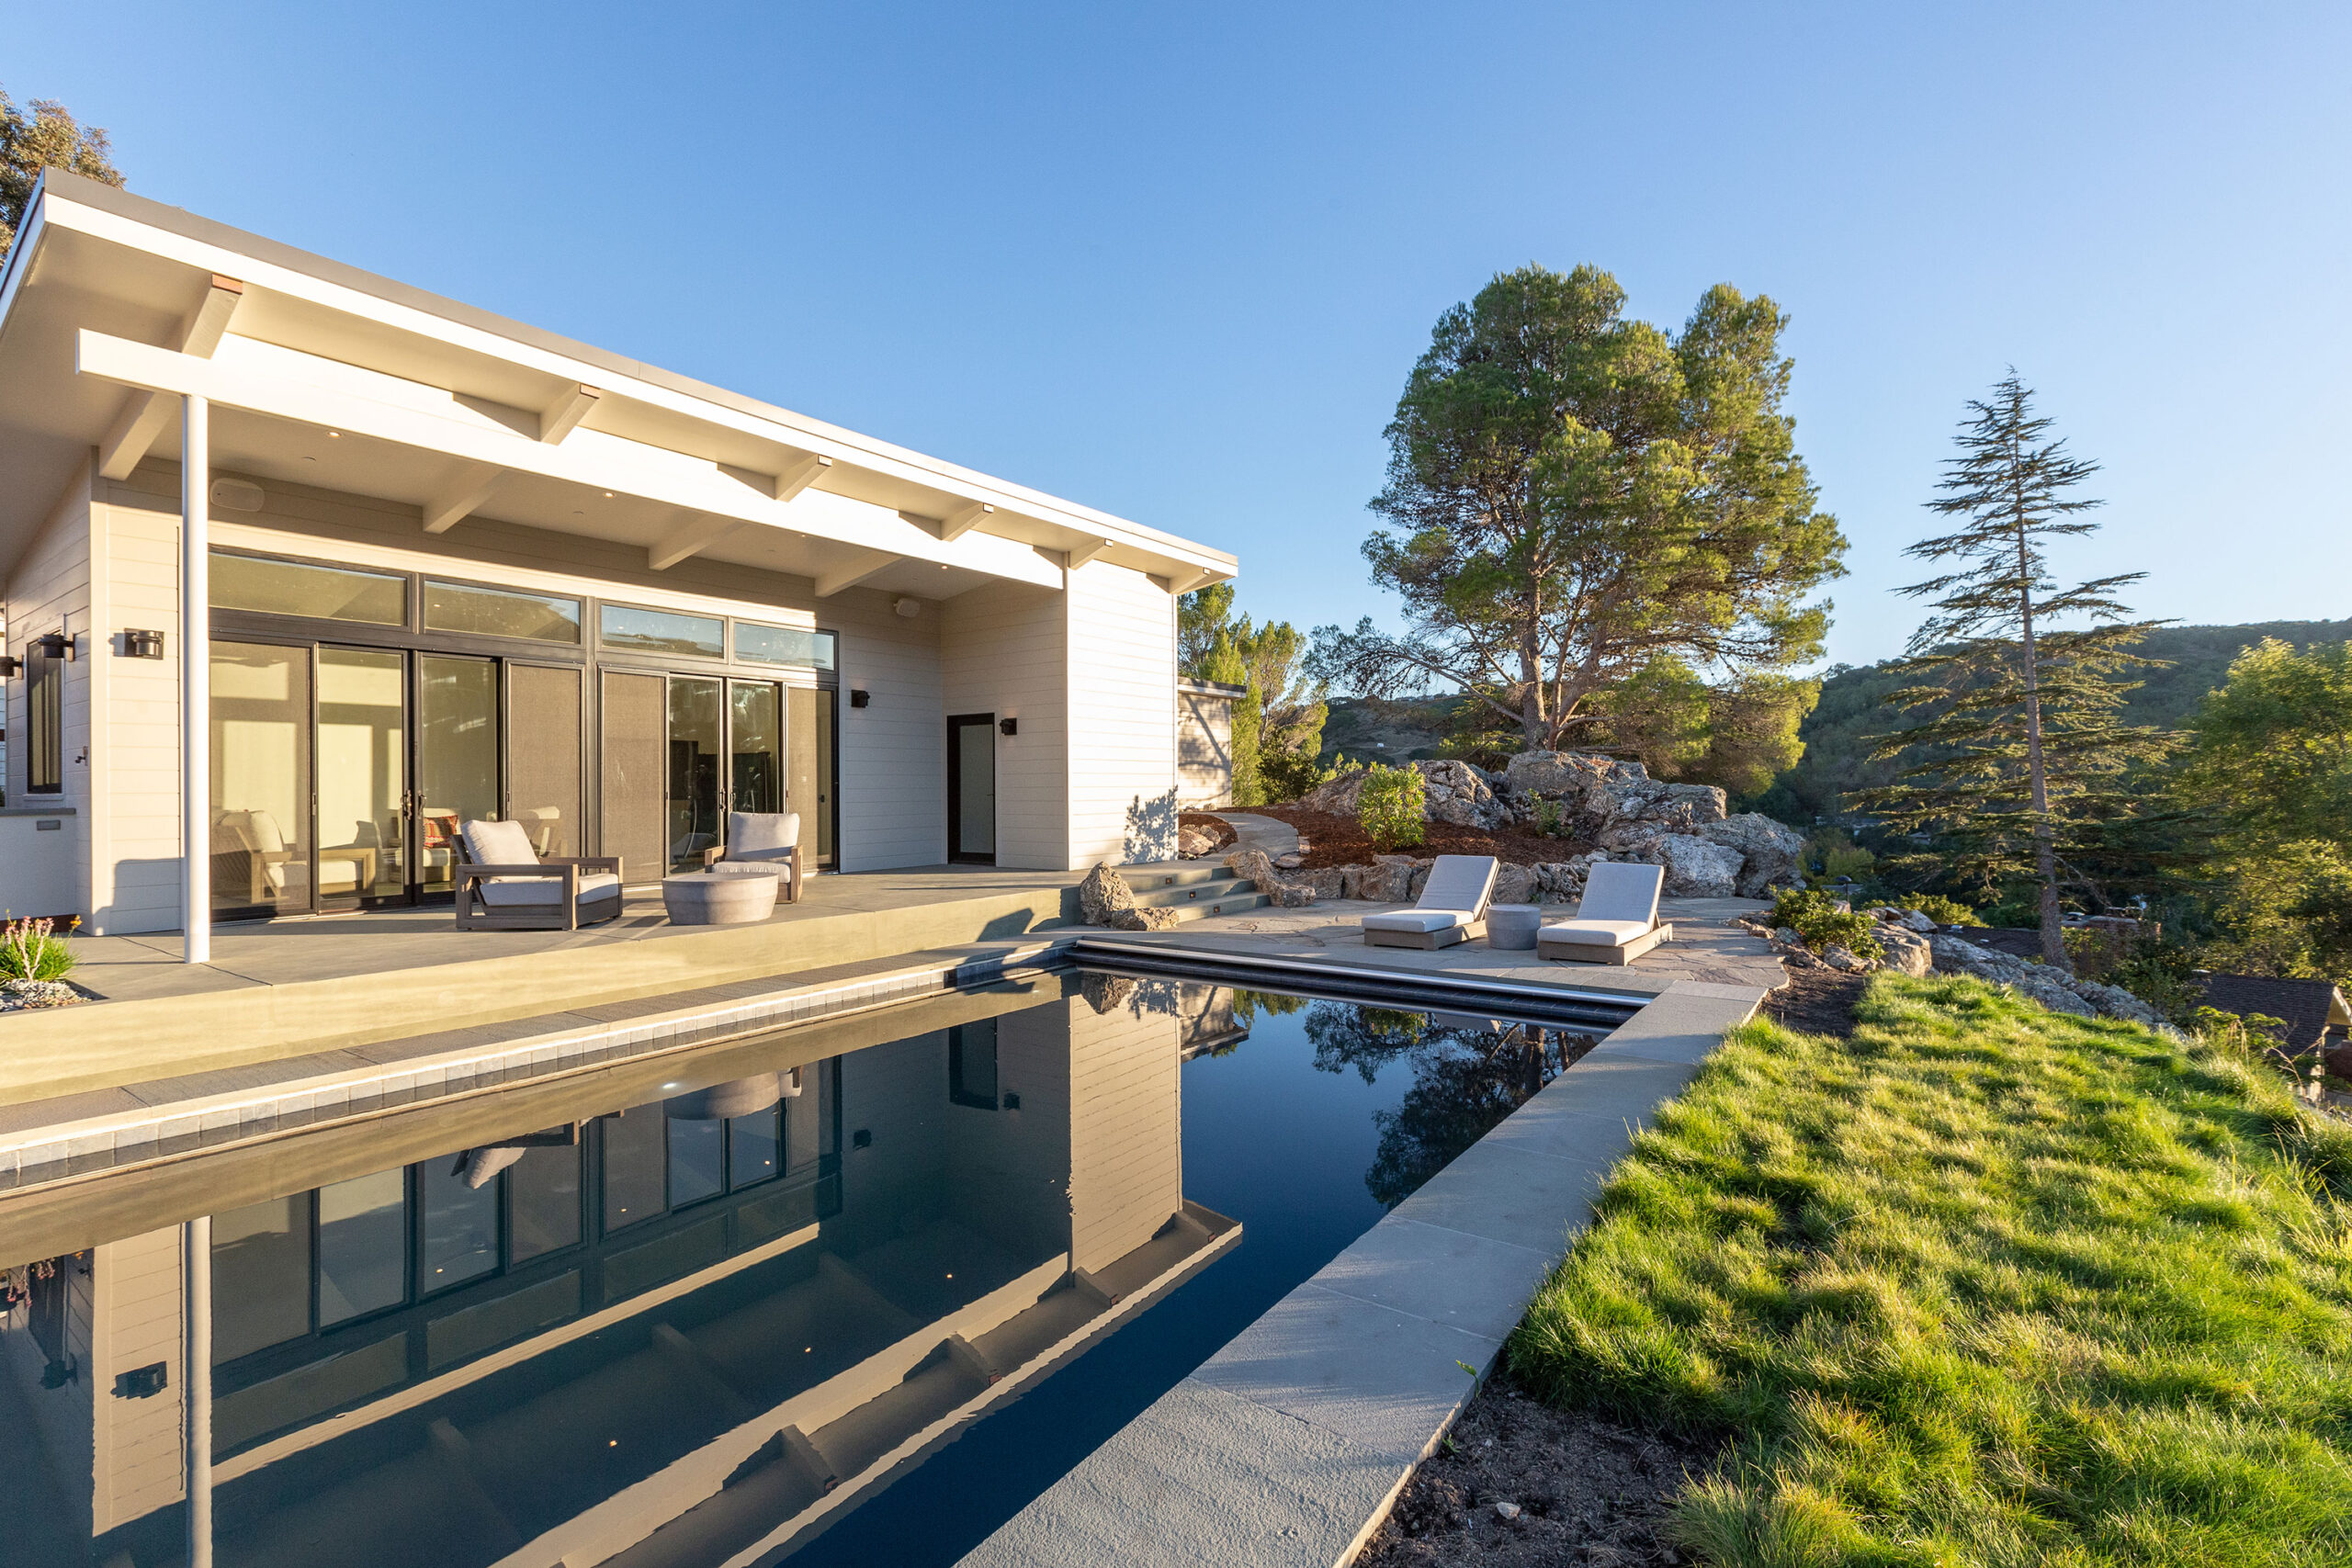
<box><xmin>0</xmin><ymin>170</ymin><xmax>1232</xmax><ymax>953</ymax></box>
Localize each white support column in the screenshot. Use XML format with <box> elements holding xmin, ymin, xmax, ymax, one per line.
<box><xmin>182</xmin><ymin>394</ymin><xmax>210</xmax><ymax>964</ymax></box>
<box><xmin>185</xmin><ymin>1214</ymin><xmax>213</xmax><ymax>1568</ymax></box>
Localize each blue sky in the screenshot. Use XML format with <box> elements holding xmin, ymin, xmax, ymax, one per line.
<box><xmin>14</xmin><ymin>2</ymin><xmax>2348</xmax><ymax>669</ymax></box>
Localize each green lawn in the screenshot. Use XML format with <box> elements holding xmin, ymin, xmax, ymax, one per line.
<box><xmin>1511</xmin><ymin>974</ymin><xmax>2352</xmax><ymax>1567</ymax></box>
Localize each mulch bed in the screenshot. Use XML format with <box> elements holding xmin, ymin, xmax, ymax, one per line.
<box><xmin>1357</xmin><ymin>1371</ymin><xmax>1713</xmax><ymax>1567</ymax></box>
<box><xmin>1760</xmin><ymin>965</ymin><xmax>1868</xmax><ymax>1038</ymax></box>
<box><xmin>1178</xmin><ymin>811</ymin><xmax>1238</xmax><ymax>853</ymax></box>
<box><xmin>1241</xmin><ymin>807</ymin><xmax>1590</xmax><ymax>873</ymax></box>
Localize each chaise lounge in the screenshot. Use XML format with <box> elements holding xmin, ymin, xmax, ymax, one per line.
<box><xmin>1360</xmin><ymin>854</ymin><xmax>1498</xmax><ymax>950</ymax></box>
<box><xmin>1537</xmin><ymin>861</ymin><xmax>1671</xmax><ymax>965</ymax></box>
<box><xmin>455</xmin><ymin>818</ymin><xmax>625</xmax><ymax>931</ymax></box>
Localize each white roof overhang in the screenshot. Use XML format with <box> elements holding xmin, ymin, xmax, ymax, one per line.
<box><xmin>0</xmin><ymin>173</ymin><xmax>1237</xmax><ymax>600</ymax></box>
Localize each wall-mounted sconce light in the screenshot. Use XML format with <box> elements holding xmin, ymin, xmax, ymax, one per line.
<box><xmin>0</xmin><ymin>655</ymin><xmax>18</xmax><ymax>677</ymax></box>
<box><xmin>118</xmin><ymin>629</ymin><xmax>165</xmax><ymax>660</ymax></box>
<box><xmin>849</xmin><ymin>689</ymin><xmax>872</xmax><ymax>708</ymax></box>
<box><xmin>999</xmin><ymin>716</ymin><xmax>1019</xmax><ymax>737</ymax></box>
<box><xmin>31</xmin><ymin>631</ymin><xmax>74</xmax><ymax>661</ymax></box>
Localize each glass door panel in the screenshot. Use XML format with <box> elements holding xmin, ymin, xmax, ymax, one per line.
<box><xmin>948</xmin><ymin>714</ymin><xmax>996</xmax><ymax>863</ymax></box>
<box><xmin>788</xmin><ymin>686</ymin><xmax>836</xmax><ymax>868</ymax></box>
<box><xmin>601</xmin><ymin>672</ymin><xmax>667</xmax><ymax>886</ymax></box>
<box><xmin>317</xmin><ymin>647</ymin><xmax>407</xmax><ymax>905</ymax></box>
<box><xmin>416</xmin><ymin>655</ymin><xmax>500</xmax><ymax>897</ymax></box>
<box><xmin>667</xmin><ymin>676</ymin><xmax>723</xmax><ymax>873</ymax></box>
<box><xmin>210</xmin><ymin>641</ymin><xmax>314</xmax><ymax>915</ymax></box>
<box><xmin>729</xmin><ymin>682</ymin><xmax>783</xmax><ymax>816</ymax></box>
<box><xmin>509</xmin><ymin>664</ymin><xmax>582</xmax><ymax>857</ymax></box>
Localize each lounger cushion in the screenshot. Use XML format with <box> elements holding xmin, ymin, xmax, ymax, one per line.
<box><xmin>726</xmin><ymin>811</ymin><xmax>801</xmax><ymax>862</ymax></box>
<box><xmin>462</xmin><ymin>818</ymin><xmax>540</xmax><ymax>870</ymax></box>
<box><xmin>1418</xmin><ymin>854</ymin><xmax>1498</xmax><ymax>915</ymax></box>
<box><xmin>478</xmin><ymin>871</ymin><xmax>623</xmax><ymax>908</ymax></box>
<box><xmin>1576</xmin><ymin>862</ymin><xmax>1664</xmax><ymax>925</ymax></box>
<box><xmin>1539</xmin><ymin>918</ymin><xmax>1655</xmax><ymax>948</ymax></box>
<box><xmin>1363</xmin><ymin>908</ymin><xmax>1476</xmax><ymax>934</ymax></box>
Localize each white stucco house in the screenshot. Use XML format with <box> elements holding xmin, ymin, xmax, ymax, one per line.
<box><xmin>0</xmin><ymin>172</ymin><xmax>1232</xmax><ymax>947</ymax></box>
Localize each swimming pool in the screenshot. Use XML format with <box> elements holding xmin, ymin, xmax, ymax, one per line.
<box><xmin>0</xmin><ymin>967</ymin><xmax>1603</xmax><ymax>1567</ymax></box>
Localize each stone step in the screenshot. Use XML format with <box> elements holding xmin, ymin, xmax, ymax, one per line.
<box><xmin>1125</xmin><ymin>874</ymin><xmax>1252</xmax><ymax>909</ymax></box>
<box><xmin>1153</xmin><ymin>889</ymin><xmax>1271</xmax><ymax>922</ymax></box>
<box><xmin>1117</xmin><ymin>861</ymin><xmax>1238</xmax><ymax>892</ymax></box>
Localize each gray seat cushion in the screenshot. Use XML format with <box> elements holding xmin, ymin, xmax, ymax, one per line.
<box><xmin>1575</xmin><ymin>862</ymin><xmax>1663</xmax><ymax>925</ymax></box>
<box><xmin>1539</xmin><ymin>918</ymin><xmax>1654</xmax><ymax>948</ymax></box>
<box><xmin>1362</xmin><ymin>908</ymin><xmax>1475</xmax><ymax>934</ymax></box>
<box><xmin>479</xmin><ymin>870</ymin><xmax>622</xmax><ymax>908</ymax></box>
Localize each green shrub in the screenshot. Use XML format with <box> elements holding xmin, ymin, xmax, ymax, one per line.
<box><xmin>1358</xmin><ymin>763</ymin><xmax>1426</xmax><ymax>852</ymax></box>
<box><xmin>1766</xmin><ymin>886</ymin><xmax>1882</xmax><ymax>961</ymax></box>
<box><xmin>1900</xmin><ymin>891</ymin><xmax>1981</xmax><ymax>926</ymax></box>
<box><xmin>0</xmin><ymin>917</ymin><xmax>75</xmax><ymax>983</ymax></box>
<box><xmin>1532</xmin><ymin>799</ymin><xmax>1566</xmax><ymax>838</ymax></box>
<box><xmin>1257</xmin><ymin>741</ymin><xmax>1337</xmax><ymax>804</ymax></box>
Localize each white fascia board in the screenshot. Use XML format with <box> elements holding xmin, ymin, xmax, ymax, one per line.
<box><xmin>75</xmin><ymin>328</ymin><xmax>1064</xmax><ymax>592</ymax></box>
<box><xmin>39</xmin><ymin>189</ymin><xmax>1235</xmax><ymax>581</ymax></box>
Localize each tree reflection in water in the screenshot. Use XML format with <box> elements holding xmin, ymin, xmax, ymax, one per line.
<box><xmin>1283</xmin><ymin>997</ymin><xmax>1596</xmax><ymax>1209</ymax></box>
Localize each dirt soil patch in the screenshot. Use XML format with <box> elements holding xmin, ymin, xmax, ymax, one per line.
<box><xmin>1357</xmin><ymin>1371</ymin><xmax>1713</xmax><ymax>1567</ymax></box>
<box><xmin>1245</xmin><ymin>806</ymin><xmax>1590</xmax><ymax>872</ymax></box>
<box><xmin>1759</xmin><ymin>965</ymin><xmax>1867</xmax><ymax>1038</ymax></box>
<box><xmin>1178</xmin><ymin>811</ymin><xmax>1238</xmax><ymax>853</ymax></box>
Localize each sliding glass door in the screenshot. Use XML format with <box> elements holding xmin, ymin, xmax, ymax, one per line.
<box><xmin>316</xmin><ymin>647</ymin><xmax>407</xmax><ymax>907</ymax></box>
<box><xmin>210</xmin><ymin>641</ymin><xmax>315</xmax><ymax>917</ymax></box>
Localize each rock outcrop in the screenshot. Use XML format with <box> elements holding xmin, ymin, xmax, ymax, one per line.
<box><xmin>1077</xmin><ymin>863</ymin><xmax>1181</xmax><ymax>931</ymax></box>
<box><xmin>1925</xmin><ymin>931</ymin><xmax>2172</xmax><ymax>1028</ymax></box>
<box><xmin>1227</xmin><ymin>847</ymin><xmax>1317</xmax><ymax>908</ymax></box>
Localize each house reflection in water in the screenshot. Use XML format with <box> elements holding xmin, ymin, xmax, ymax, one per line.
<box><xmin>0</xmin><ymin>977</ymin><xmax>1237</xmax><ymax>1568</ymax></box>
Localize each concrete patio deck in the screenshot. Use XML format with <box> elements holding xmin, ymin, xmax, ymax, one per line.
<box><xmin>1</xmin><ymin>865</ymin><xmax>1091</xmax><ymax>1105</ymax></box>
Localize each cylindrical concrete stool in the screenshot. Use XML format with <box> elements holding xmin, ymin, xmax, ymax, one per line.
<box><xmin>662</xmin><ymin>868</ymin><xmax>781</xmax><ymax>925</ymax></box>
<box><xmin>1486</xmin><ymin>903</ymin><xmax>1541</xmax><ymax>950</ymax></box>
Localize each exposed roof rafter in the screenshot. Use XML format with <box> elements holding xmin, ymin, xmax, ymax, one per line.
<box><xmin>814</xmin><ymin>549</ymin><xmax>898</xmax><ymax>598</ymax></box>
<box><xmin>649</xmin><ymin>510</ymin><xmax>743</xmax><ymax>571</ymax></box>
<box><xmin>537</xmin><ymin>382</ymin><xmax>600</xmax><ymax>443</ymax></box>
<box><xmin>97</xmin><ymin>274</ymin><xmax>244</xmax><ymax>480</ymax></box>
<box><xmin>423</xmin><ymin>462</ymin><xmax>506</xmax><ymax>535</ymax></box>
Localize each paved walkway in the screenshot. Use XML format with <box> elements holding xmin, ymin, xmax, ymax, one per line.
<box><xmin>965</xmin><ymin>897</ymin><xmax>1780</xmax><ymax>1568</ymax></box>
<box><xmin>1211</xmin><ymin>810</ymin><xmax>1303</xmax><ymax>859</ymax></box>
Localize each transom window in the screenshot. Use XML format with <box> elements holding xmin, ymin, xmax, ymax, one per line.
<box><xmin>736</xmin><ymin>621</ymin><xmax>837</xmax><ymax>671</ymax></box>
<box><xmin>599</xmin><ymin>604</ymin><xmax>724</xmax><ymax>658</ymax></box>
<box><xmin>424</xmin><ymin>580</ymin><xmax>582</xmax><ymax>643</ymax></box>
<box><xmin>210</xmin><ymin>551</ymin><xmax>406</xmax><ymax>625</ymax></box>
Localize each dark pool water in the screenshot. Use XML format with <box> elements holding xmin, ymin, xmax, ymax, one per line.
<box><xmin>0</xmin><ymin>970</ymin><xmax>1589</xmax><ymax>1568</ymax></box>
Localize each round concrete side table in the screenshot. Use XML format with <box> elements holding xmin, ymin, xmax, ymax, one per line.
<box><xmin>1486</xmin><ymin>903</ymin><xmax>1541</xmax><ymax>950</ymax></box>
<box><xmin>662</xmin><ymin>867</ymin><xmax>781</xmax><ymax>925</ymax></box>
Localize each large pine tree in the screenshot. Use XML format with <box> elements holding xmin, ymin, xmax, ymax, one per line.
<box><xmin>1860</xmin><ymin>374</ymin><xmax>2170</xmax><ymax>964</ymax></box>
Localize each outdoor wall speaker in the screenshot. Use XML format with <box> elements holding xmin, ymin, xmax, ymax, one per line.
<box><xmin>892</xmin><ymin>595</ymin><xmax>921</xmax><ymax>617</ymax></box>
<box><xmin>119</xmin><ymin>629</ymin><xmax>165</xmax><ymax>659</ymax></box>
<box><xmin>850</xmin><ymin>689</ymin><xmax>871</xmax><ymax>708</ymax></box>
<box><xmin>209</xmin><ymin>477</ymin><xmax>266</xmax><ymax>513</ymax></box>
<box><xmin>999</xmin><ymin>716</ymin><xmax>1018</xmax><ymax>737</ymax></box>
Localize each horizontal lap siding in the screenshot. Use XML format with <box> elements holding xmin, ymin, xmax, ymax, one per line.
<box><xmin>2</xmin><ymin>462</ymin><xmax>95</xmax><ymax>916</ymax></box>
<box><xmin>1177</xmin><ymin>688</ymin><xmax>1232</xmax><ymax>807</ymax></box>
<box><xmin>833</xmin><ymin>589</ymin><xmax>945</xmax><ymax>870</ymax></box>
<box><xmin>943</xmin><ymin>586</ymin><xmax>1068</xmax><ymax>870</ymax></box>
<box><xmin>1065</xmin><ymin>564</ymin><xmax>1177</xmax><ymax>866</ymax></box>
<box><xmin>96</xmin><ymin>489</ymin><xmax>187</xmax><ymax>932</ymax></box>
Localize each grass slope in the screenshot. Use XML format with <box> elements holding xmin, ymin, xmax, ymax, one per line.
<box><xmin>1510</xmin><ymin>975</ymin><xmax>2352</xmax><ymax>1566</ymax></box>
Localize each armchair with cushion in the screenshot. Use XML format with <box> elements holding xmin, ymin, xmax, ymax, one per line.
<box><xmin>454</xmin><ymin>818</ymin><xmax>624</xmax><ymax>931</ymax></box>
<box><xmin>703</xmin><ymin>811</ymin><xmax>802</xmax><ymax>902</ymax></box>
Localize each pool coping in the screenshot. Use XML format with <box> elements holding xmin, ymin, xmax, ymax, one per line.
<box><xmin>959</xmin><ymin>974</ymin><xmax>1772</xmax><ymax>1568</ymax></box>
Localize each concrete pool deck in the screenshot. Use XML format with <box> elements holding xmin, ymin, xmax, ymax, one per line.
<box><xmin>964</xmin><ymin>896</ymin><xmax>1782</xmax><ymax>1568</ymax></box>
